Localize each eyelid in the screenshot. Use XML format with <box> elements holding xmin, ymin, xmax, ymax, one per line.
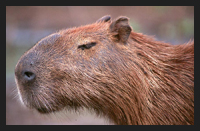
<box><xmin>78</xmin><ymin>42</ymin><xmax>97</xmax><ymax>50</ymax></box>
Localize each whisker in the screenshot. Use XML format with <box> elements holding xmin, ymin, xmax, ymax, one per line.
<box><xmin>39</xmin><ymin>94</ymin><xmax>53</xmax><ymax>112</ymax></box>
<box><xmin>32</xmin><ymin>91</ymin><xmax>42</xmax><ymax>109</ymax></box>
<box><xmin>11</xmin><ymin>87</ymin><xmax>19</xmax><ymax>100</ymax></box>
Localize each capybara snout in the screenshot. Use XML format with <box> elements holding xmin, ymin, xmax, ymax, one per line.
<box><xmin>15</xmin><ymin>15</ymin><xmax>194</xmax><ymax>125</ymax></box>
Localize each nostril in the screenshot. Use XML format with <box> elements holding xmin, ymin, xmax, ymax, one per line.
<box><xmin>24</xmin><ymin>71</ymin><xmax>33</xmax><ymax>77</ymax></box>
<box><xmin>23</xmin><ymin>71</ymin><xmax>35</xmax><ymax>81</ymax></box>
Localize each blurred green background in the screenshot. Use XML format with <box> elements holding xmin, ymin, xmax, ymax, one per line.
<box><xmin>6</xmin><ymin>6</ymin><xmax>194</xmax><ymax>125</ymax></box>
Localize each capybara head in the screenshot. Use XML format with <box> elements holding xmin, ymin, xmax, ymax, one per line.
<box><xmin>15</xmin><ymin>15</ymin><xmax>194</xmax><ymax>125</ymax></box>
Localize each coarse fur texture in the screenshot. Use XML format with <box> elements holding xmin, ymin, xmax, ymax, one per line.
<box><xmin>15</xmin><ymin>15</ymin><xmax>194</xmax><ymax>125</ymax></box>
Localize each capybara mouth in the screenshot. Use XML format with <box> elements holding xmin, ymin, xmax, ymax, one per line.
<box><xmin>37</xmin><ymin>107</ymin><xmax>51</xmax><ymax>114</ymax></box>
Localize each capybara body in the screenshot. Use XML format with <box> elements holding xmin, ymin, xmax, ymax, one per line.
<box><xmin>15</xmin><ymin>15</ymin><xmax>194</xmax><ymax>125</ymax></box>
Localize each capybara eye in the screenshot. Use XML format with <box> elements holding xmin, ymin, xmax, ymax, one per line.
<box><xmin>78</xmin><ymin>42</ymin><xmax>96</xmax><ymax>50</ymax></box>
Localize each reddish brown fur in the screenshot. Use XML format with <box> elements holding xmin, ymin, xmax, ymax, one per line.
<box><xmin>15</xmin><ymin>16</ymin><xmax>194</xmax><ymax>125</ymax></box>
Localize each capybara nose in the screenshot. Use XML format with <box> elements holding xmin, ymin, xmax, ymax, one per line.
<box><xmin>23</xmin><ymin>70</ymin><xmax>36</xmax><ymax>82</ymax></box>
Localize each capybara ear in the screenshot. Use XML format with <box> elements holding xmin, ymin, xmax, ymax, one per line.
<box><xmin>109</xmin><ymin>16</ymin><xmax>132</xmax><ymax>44</ymax></box>
<box><xmin>96</xmin><ymin>15</ymin><xmax>111</xmax><ymax>23</ymax></box>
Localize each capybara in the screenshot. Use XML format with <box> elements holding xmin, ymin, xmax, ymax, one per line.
<box><xmin>15</xmin><ymin>15</ymin><xmax>194</xmax><ymax>125</ymax></box>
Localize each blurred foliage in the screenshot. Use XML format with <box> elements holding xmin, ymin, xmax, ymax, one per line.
<box><xmin>130</xmin><ymin>20</ymin><xmax>142</xmax><ymax>32</ymax></box>
<box><xmin>180</xmin><ymin>18</ymin><xmax>194</xmax><ymax>36</ymax></box>
<box><xmin>158</xmin><ymin>18</ymin><xmax>194</xmax><ymax>43</ymax></box>
<box><xmin>6</xmin><ymin>44</ymin><xmax>30</xmax><ymax>76</ymax></box>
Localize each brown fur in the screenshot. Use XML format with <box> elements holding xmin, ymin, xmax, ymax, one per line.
<box><xmin>15</xmin><ymin>16</ymin><xmax>194</xmax><ymax>125</ymax></box>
